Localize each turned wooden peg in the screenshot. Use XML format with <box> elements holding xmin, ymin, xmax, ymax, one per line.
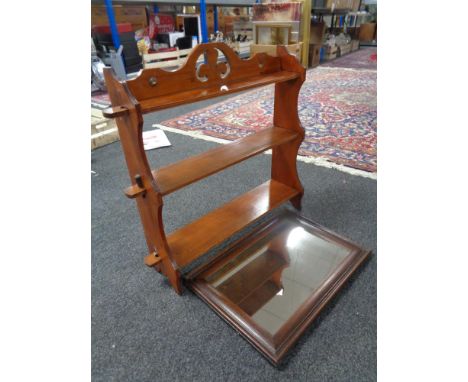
<box><xmin>104</xmin><ymin>43</ymin><xmax>306</xmax><ymax>295</ymax></box>
<box><xmin>144</xmin><ymin>252</ymin><xmax>163</xmax><ymax>267</ymax></box>
<box><xmin>101</xmin><ymin>105</ymin><xmax>128</xmax><ymax>119</ymax></box>
<box><xmin>135</xmin><ymin>174</ymin><xmax>144</xmax><ymax>188</ymax></box>
<box><xmin>124</xmin><ymin>174</ymin><xmax>147</xmax><ymax>199</ymax></box>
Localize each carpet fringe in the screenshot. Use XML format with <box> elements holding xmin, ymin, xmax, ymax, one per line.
<box><xmin>154</xmin><ymin>124</ymin><xmax>377</xmax><ymax>180</ymax></box>
<box><xmin>154</xmin><ymin>124</ymin><xmax>231</xmax><ymax>144</ymax></box>
<box><xmin>295</xmin><ymin>154</ymin><xmax>377</xmax><ymax>179</ymax></box>
<box><xmin>315</xmin><ymin>66</ymin><xmax>377</xmax><ymax>73</ymax></box>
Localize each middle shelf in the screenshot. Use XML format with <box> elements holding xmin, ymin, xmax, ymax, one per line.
<box><xmin>152</xmin><ymin>127</ymin><xmax>299</xmax><ymax>196</ymax></box>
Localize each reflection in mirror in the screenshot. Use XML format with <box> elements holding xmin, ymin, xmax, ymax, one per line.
<box><xmin>205</xmin><ymin>216</ymin><xmax>352</xmax><ymax>335</ymax></box>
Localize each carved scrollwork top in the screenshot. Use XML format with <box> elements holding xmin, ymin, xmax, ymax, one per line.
<box><xmin>125</xmin><ymin>42</ymin><xmax>286</xmax><ymax>103</ymax></box>
<box><xmin>195</xmin><ymin>48</ymin><xmax>231</xmax><ymax>83</ymax></box>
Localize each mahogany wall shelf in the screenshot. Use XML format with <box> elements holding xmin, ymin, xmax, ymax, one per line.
<box><xmin>103</xmin><ymin>42</ymin><xmax>370</xmax><ymax>365</ymax></box>
<box><xmin>103</xmin><ymin>42</ymin><xmax>307</xmax><ymax>292</ymax></box>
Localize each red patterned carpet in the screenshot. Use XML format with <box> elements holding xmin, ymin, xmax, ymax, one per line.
<box><xmin>322</xmin><ymin>47</ymin><xmax>377</xmax><ymax>70</ymax></box>
<box><xmin>91</xmin><ymin>91</ymin><xmax>111</xmax><ymax>108</ymax></box>
<box><xmin>159</xmin><ymin>66</ymin><xmax>377</xmax><ymax>173</ymax></box>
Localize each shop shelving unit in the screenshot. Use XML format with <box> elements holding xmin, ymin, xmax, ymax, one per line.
<box><xmin>97</xmin><ymin>0</ymin><xmax>313</xmax><ymax>67</ymax></box>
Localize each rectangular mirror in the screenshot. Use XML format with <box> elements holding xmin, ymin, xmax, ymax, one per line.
<box><xmin>188</xmin><ymin>211</ymin><xmax>370</xmax><ymax>365</ymax></box>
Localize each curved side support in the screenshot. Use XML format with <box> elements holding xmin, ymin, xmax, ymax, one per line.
<box><xmin>103</xmin><ymin>68</ymin><xmax>182</xmax><ymax>294</ymax></box>
<box><xmin>272</xmin><ymin>46</ymin><xmax>306</xmax><ymax>210</ymax></box>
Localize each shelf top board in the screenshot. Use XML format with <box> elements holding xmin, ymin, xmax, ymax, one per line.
<box><xmin>138</xmin><ymin>71</ymin><xmax>298</xmax><ymax>114</ymax></box>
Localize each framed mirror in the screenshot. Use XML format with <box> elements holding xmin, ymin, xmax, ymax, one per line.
<box><xmin>188</xmin><ymin>211</ymin><xmax>370</xmax><ymax>365</ymax></box>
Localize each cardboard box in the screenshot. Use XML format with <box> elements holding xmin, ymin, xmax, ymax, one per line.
<box><xmin>359</xmin><ymin>23</ymin><xmax>377</xmax><ymax>42</ymax></box>
<box><xmin>351</xmin><ymin>39</ymin><xmax>360</xmax><ymax>51</ymax></box>
<box><xmin>91</xmin><ymin>5</ymin><xmax>148</xmax><ymax>31</ymax></box>
<box><xmin>253</xmin><ymin>3</ymin><xmax>301</xmax><ymax>22</ymax></box>
<box><xmin>120</xmin><ymin>6</ymin><xmax>147</xmax><ymax>30</ymax></box>
<box><xmin>310</xmin><ymin>21</ymin><xmax>326</xmax><ymax>44</ymax></box>
<box><xmin>308</xmin><ymin>44</ymin><xmax>321</xmax><ymax>68</ymax></box>
<box><xmin>251</xmin><ymin>43</ymin><xmax>302</xmax><ymax>61</ymax></box>
<box><xmin>333</xmin><ymin>0</ymin><xmax>354</xmax><ymax>10</ymax></box>
<box><xmin>337</xmin><ymin>43</ymin><xmax>351</xmax><ymax>56</ymax></box>
<box><xmin>323</xmin><ymin>44</ymin><xmax>337</xmax><ymax>60</ymax></box>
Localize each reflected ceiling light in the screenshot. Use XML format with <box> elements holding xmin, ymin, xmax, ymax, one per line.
<box><xmin>286</xmin><ymin>226</ymin><xmax>307</xmax><ymax>248</ymax></box>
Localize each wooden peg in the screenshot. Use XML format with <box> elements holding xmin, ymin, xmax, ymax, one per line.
<box><xmin>124</xmin><ymin>184</ymin><xmax>145</xmax><ymax>199</ymax></box>
<box><xmin>144</xmin><ymin>252</ymin><xmax>163</xmax><ymax>267</ymax></box>
<box><xmin>102</xmin><ymin>106</ymin><xmax>128</xmax><ymax>119</ymax></box>
<box><xmin>124</xmin><ymin>174</ymin><xmax>146</xmax><ymax>198</ymax></box>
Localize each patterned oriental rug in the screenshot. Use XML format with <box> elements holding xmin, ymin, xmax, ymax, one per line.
<box><xmin>322</xmin><ymin>47</ymin><xmax>377</xmax><ymax>70</ymax></box>
<box><xmin>91</xmin><ymin>91</ymin><xmax>111</xmax><ymax>108</ymax></box>
<box><xmin>158</xmin><ymin>67</ymin><xmax>377</xmax><ymax>175</ymax></box>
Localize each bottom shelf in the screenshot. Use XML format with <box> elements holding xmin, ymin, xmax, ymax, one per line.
<box><xmin>167</xmin><ymin>180</ymin><xmax>300</xmax><ymax>269</ymax></box>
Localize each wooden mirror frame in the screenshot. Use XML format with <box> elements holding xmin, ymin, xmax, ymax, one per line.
<box><xmin>187</xmin><ymin>211</ymin><xmax>370</xmax><ymax>365</ymax></box>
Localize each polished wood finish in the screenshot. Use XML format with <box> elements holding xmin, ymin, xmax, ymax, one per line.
<box><xmin>188</xmin><ymin>210</ymin><xmax>371</xmax><ymax>366</ymax></box>
<box><xmin>126</xmin><ymin>42</ymin><xmax>286</xmax><ymax>112</ymax></box>
<box><xmin>153</xmin><ymin>127</ymin><xmax>299</xmax><ymax>196</ymax></box>
<box><xmin>139</xmin><ymin>71</ymin><xmax>298</xmax><ymax>114</ymax></box>
<box><xmin>101</xmin><ymin>105</ymin><xmax>128</xmax><ymax>119</ymax></box>
<box><xmin>103</xmin><ymin>68</ymin><xmax>182</xmax><ymax>294</ymax></box>
<box><xmin>124</xmin><ymin>183</ymin><xmax>146</xmax><ymax>199</ymax></box>
<box><xmin>144</xmin><ymin>252</ymin><xmax>163</xmax><ymax>267</ymax></box>
<box><xmin>168</xmin><ymin>180</ymin><xmax>299</xmax><ymax>268</ymax></box>
<box><xmin>103</xmin><ymin>42</ymin><xmax>305</xmax><ymax>294</ymax></box>
<box><xmin>272</xmin><ymin>47</ymin><xmax>306</xmax><ymax>210</ymax></box>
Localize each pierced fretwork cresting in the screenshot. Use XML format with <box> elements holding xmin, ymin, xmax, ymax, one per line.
<box><xmin>125</xmin><ymin>42</ymin><xmax>282</xmax><ymax>104</ymax></box>
<box><xmin>196</xmin><ymin>48</ymin><xmax>230</xmax><ymax>82</ymax></box>
<box><xmin>103</xmin><ymin>42</ymin><xmax>306</xmax><ymax>294</ymax></box>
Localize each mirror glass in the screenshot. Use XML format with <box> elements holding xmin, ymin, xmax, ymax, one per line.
<box><xmin>204</xmin><ymin>216</ymin><xmax>353</xmax><ymax>335</ymax></box>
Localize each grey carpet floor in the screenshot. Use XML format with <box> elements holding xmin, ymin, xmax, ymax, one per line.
<box><xmin>91</xmin><ymin>97</ymin><xmax>377</xmax><ymax>381</ymax></box>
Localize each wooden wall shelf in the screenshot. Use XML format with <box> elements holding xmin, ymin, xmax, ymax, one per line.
<box><xmin>103</xmin><ymin>42</ymin><xmax>370</xmax><ymax>365</ymax></box>
<box><xmin>104</xmin><ymin>42</ymin><xmax>306</xmax><ymax>294</ymax></box>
